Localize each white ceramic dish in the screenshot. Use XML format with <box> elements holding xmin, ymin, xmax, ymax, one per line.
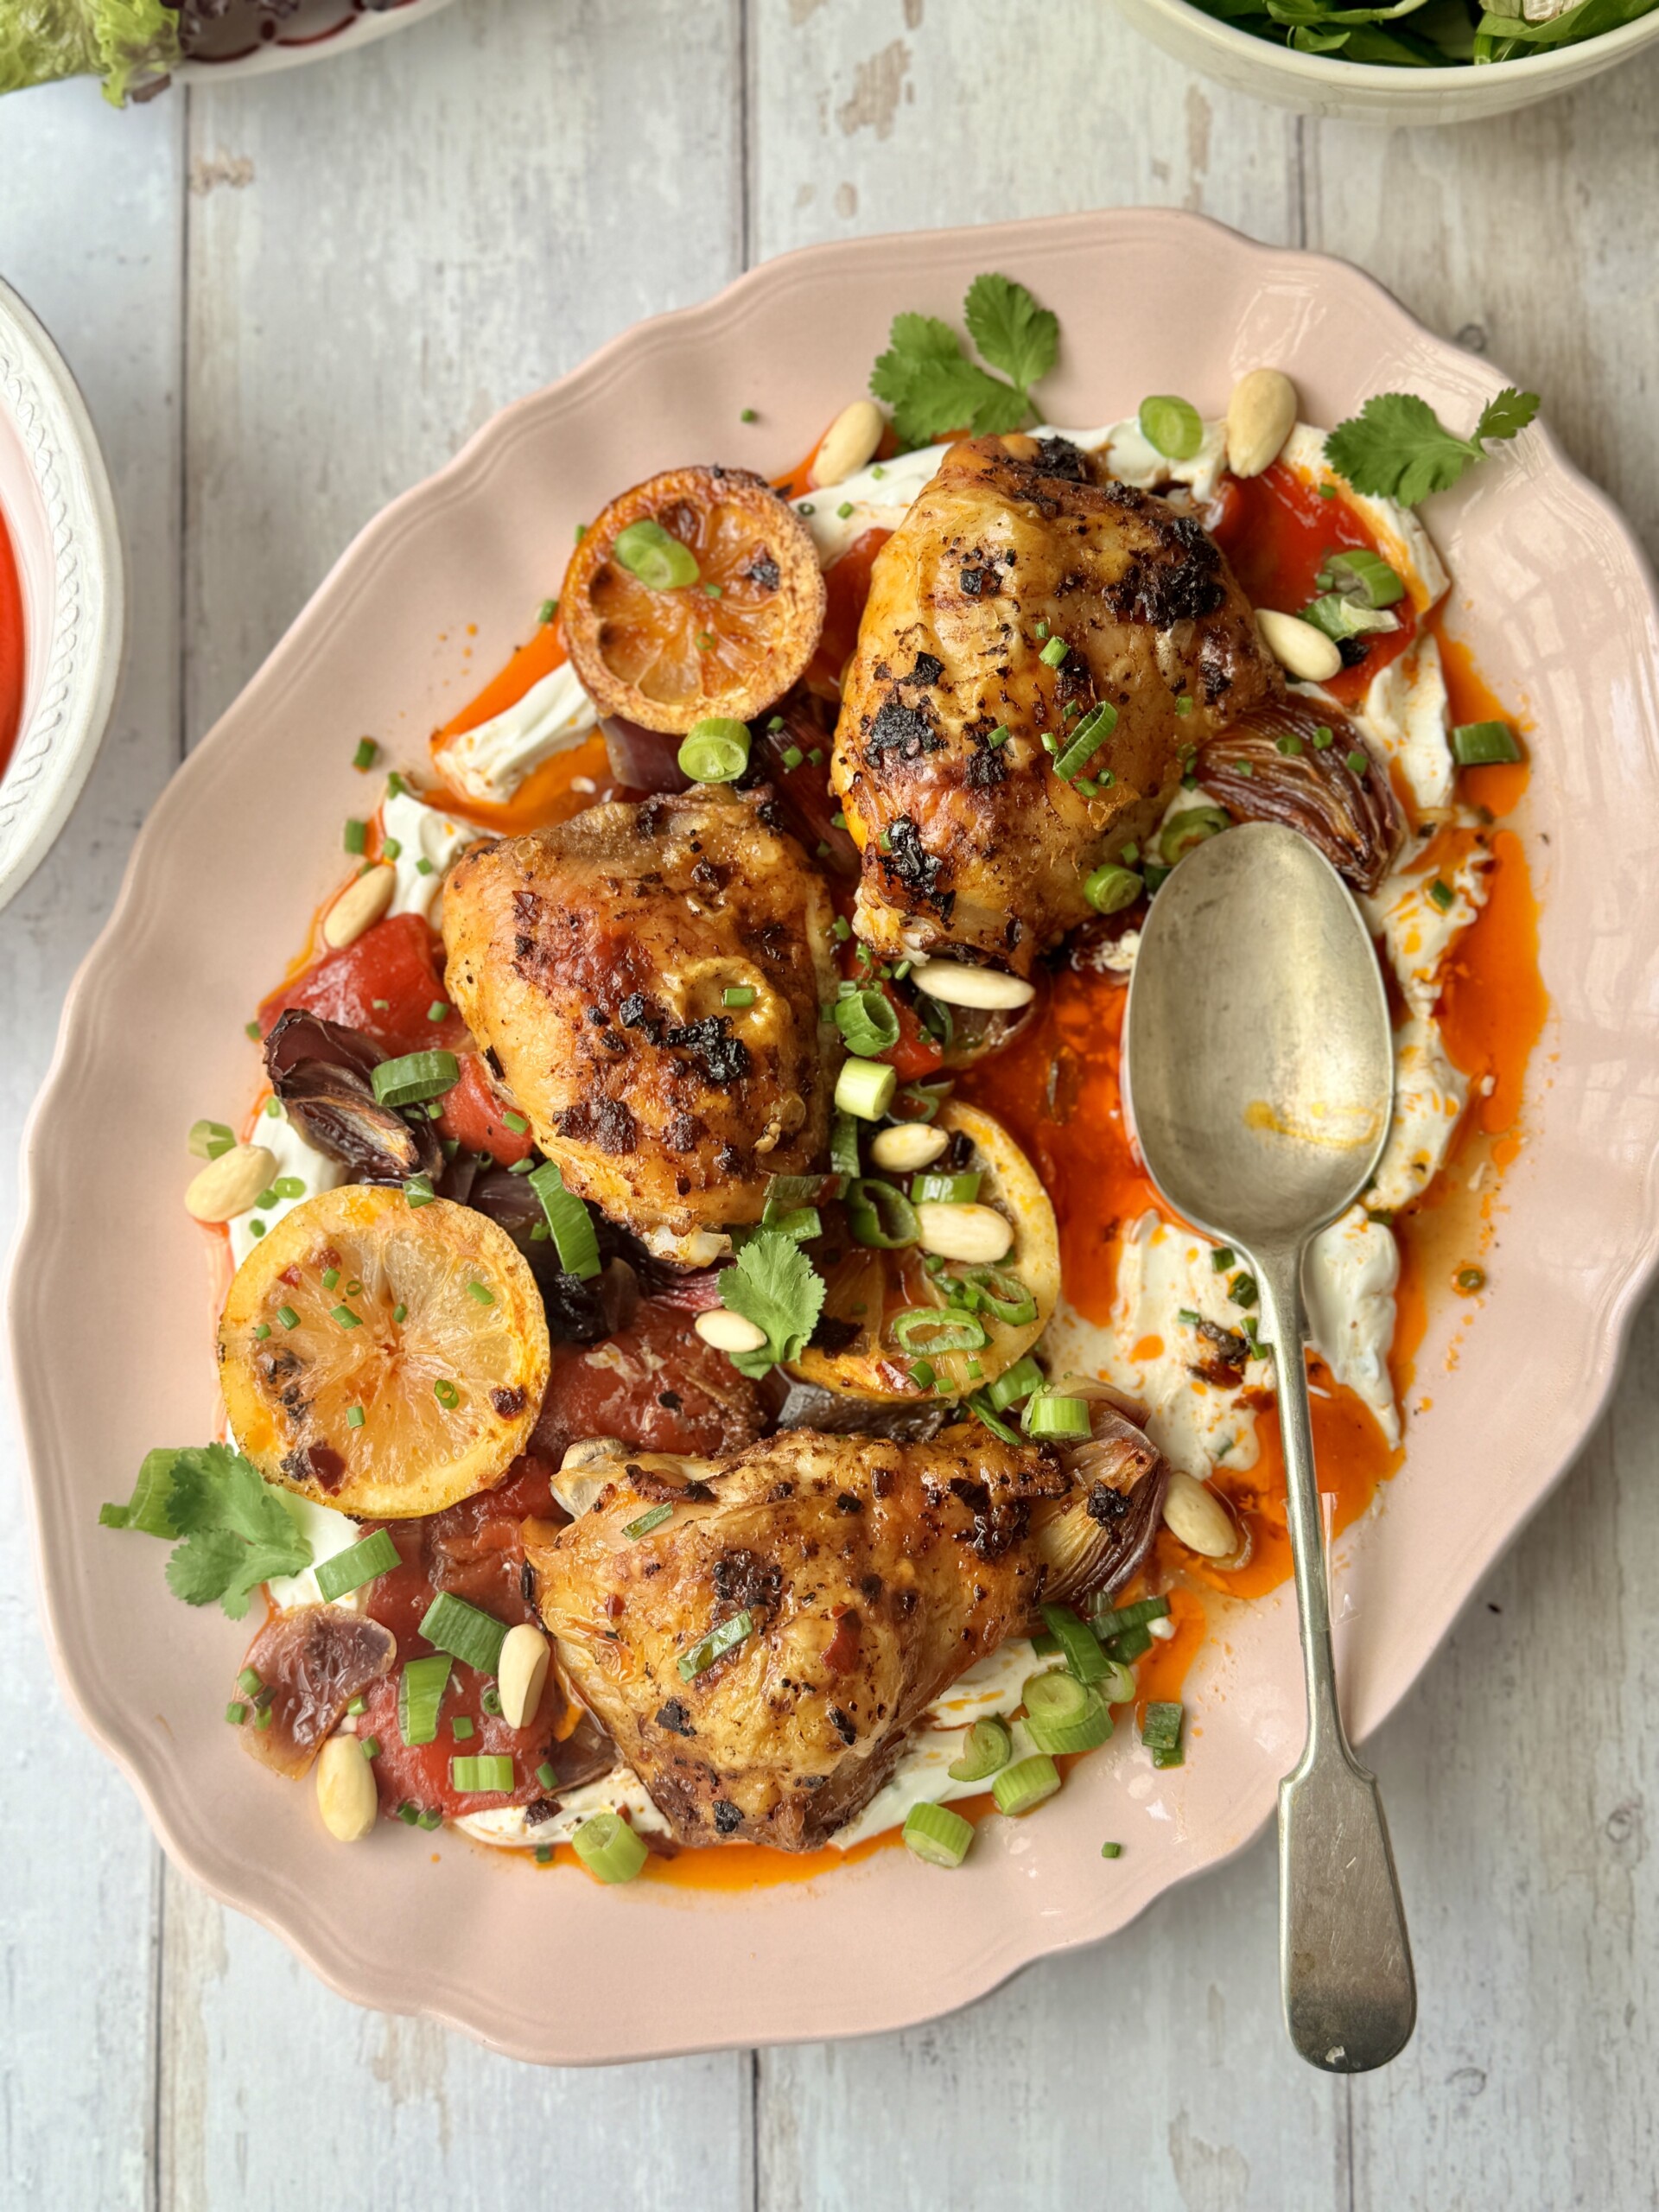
<box><xmin>1112</xmin><ymin>0</ymin><xmax>1659</xmax><ymax>122</ymax></box>
<box><xmin>0</xmin><ymin>276</ymin><xmax>124</xmax><ymax>916</ymax></box>
<box><xmin>174</xmin><ymin>0</ymin><xmax>456</xmax><ymax>81</ymax></box>
<box><xmin>13</xmin><ymin>211</ymin><xmax>1659</xmax><ymax>2064</ymax></box>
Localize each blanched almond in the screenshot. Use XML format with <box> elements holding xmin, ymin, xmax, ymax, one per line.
<box><xmin>184</xmin><ymin>1142</ymin><xmax>277</xmax><ymax>1224</ymax></box>
<box><xmin>869</xmin><ymin>1122</ymin><xmax>950</xmax><ymax>1173</ymax></box>
<box><xmin>695</xmin><ymin>1308</ymin><xmax>770</xmax><ymax>1355</ymax></box>
<box><xmin>315</xmin><ymin>1734</ymin><xmax>378</xmax><ymax>1841</ymax></box>
<box><xmin>496</xmin><ymin>1622</ymin><xmax>551</xmax><ymax>1730</ymax></box>
<box><xmin>1226</xmin><ymin>368</ymin><xmax>1299</xmax><ymax>479</ymax></box>
<box><xmin>1257</xmin><ymin>608</ymin><xmax>1343</xmax><ymax>684</ymax></box>
<box><xmin>914</xmin><ymin>1201</ymin><xmax>1014</xmax><ymax>1265</ymax></box>
<box><xmin>1161</xmin><ymin>1470</ymin><xmax>1239</xmax><ymax>1560</ymax></box>
<box><xmin>322</xmin><ymin>864</ymin><xmax>397</xmax><ymax>950</ymax></box>
<box><xmin>810</xmin><ymin>398</ymin><xmax>885</xmax><ymax>490</ymax></box>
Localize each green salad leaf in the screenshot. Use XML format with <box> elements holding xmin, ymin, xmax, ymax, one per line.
<box><xmin>1</xmin><ymin>0</ymin><xmax>181</xmax><ymax>105</ymax></box>
<box><xmin>101</xmin><ymin>1443</ymin><xmax>314</xmax><ymax>1618</ymax></box>
<box><xmin>1182</xmin><ymin>0</ymin><xmax>1657</xmax><ymax>67</ymax></box>
<box><xmin>871</xmin><ymin>274</ymin><xmax>1059</xmax><ymax>451</ymax></box>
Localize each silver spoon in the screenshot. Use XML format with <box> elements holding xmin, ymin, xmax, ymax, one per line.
<box><xmin>1124</xmin><ymin>820</ymin><xmax>1415</xmax><ymax>2074</ymax></box>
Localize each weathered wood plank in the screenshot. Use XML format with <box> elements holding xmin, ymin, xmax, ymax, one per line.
<box><xmin>158</xmin><ymin>5</ymin><xmax>758</xmax><ymax>2202</ymax></box>
<box><xmin>0</xmin><ymin>72</ymin><xmax>186</xmax><ymax>2212</ymax></box>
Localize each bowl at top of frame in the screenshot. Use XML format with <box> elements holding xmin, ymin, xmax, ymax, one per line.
<box><xmin>1110</xmin><ymin>0</ymin><xmax>1659</xmax><ymax>122</ymax></box>
<box><xmin>172</xmin><ymin>0</ymin><xmax>457</xmax><ymax>81</ymax></box>
<box><xmin>0</xmin><ymin>275</ymin><xmax>124</xmax><ymax>916</ymax></box>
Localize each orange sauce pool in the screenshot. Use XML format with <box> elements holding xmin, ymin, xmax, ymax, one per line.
<box><xmin>395</xmin><ymin>442</ymin><xmax>1547</xmax><ymax>1890</ymax></box>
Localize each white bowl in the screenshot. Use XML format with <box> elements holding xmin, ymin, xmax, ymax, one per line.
<box><xmin>1111</xmin><ymin>0</ymin><xmax>1659</xmax><ymax>121</ymax></box>
<box><xmin>0</xmin><ymin>277</ymin><xmax>124</xmax><ymax>914</ymax></box>
<box><xmin>173</xmin><ymin>0</ymin><xmax>457</xmax><ymax>82</ymax></box>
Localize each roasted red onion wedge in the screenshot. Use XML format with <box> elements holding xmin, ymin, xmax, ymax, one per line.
<box><xmin>1026</xmin><ymin>1401</ymin><xmax>1169</xmax><ymax>1624</ymax></box>
<box><xmin>236</xmin><ymin>1604</ymin><xmax>397</xmax><ymax>1779</ymax></box>
<box><xmin>1196</xmin><ymin>698</ymin><xmax>1402</xmax><ymax>894</ymax></box>
<box><xmin>263</xmin><ymin>1008</ymin><xmax>442</xmax><ymax>1183</ymax></box>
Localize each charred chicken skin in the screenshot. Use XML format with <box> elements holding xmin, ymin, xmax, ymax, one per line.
<box><xmin>830</xmin><ymin>432</ymin><xmax>1279</xmax><ymax>974</ymax></box>
<box><xmin>442</xmin><ymin>790</ymin><xmax>840</xmax><ymax>1261</ymax></box>
<box><xmin>524</xmin><ymin>1412</ymin><xmax>1167</xmax><ymax>1849</ymax></box>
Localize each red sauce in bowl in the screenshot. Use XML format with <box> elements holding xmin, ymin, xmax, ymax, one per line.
<box><xmin>0</xmin><ymin>502</ymin><xmax>24</xmax><ymax>785</ymax></box>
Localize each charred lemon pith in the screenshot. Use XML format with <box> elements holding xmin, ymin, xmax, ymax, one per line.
<box><xmin>219</xmin><ymin>1185</ymin><xmax>550</xmax><ymax>1518</ymax></box>
<box><xmin>561</xmin><ymin>464</ymin><xmax>826</xmax><ymax>734</ymax></box>
<box><xmin>790</xmin><ymin>1101</ymin><xmax>1058</xmax><ymax>1403</ymax></box>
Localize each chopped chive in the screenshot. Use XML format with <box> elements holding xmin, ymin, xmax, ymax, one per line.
<box><xmin>245</xmin><ymin>1020</ymin><xmax>261</xmax><ymax>1039</ymax></box>
<box><xmin>225</xmin><ymin>1701</ymin><xmax>247</xmax><ymax>1726</ymax></box>
<box><xmin>534</xmin><ymin>1845</ymin><xmax>555</xmax><ymax>1865</ymax></box>
<box><xmin>276</xmin><ymin>1305</ymin><xmax>300</xmax><ymax>1331</ymax></box>
<box><xmin>1101</xmin><ymin>1841</ymin><xmax>1122</xmax><ymax>1859</ymax></box>
<box><xmin>416</xmin><ymin>857</ymin><xmax>435</xmax><ymax>876</ymax></box>
<box><xmin>574</xmin><ymin>522</ymin><xmax>586</xmax><ymax>543</ymax></box>
<box><xmin>741</xmin><ymin>406</ymin><xmax>757</xmax><ymax>423</ymax></box>
<box><xmin>467</xmin><ymin>1281</ymin><xmax>495</xmax><ymax>1306</ymax></box>
<box><xmin>501</xmin><ymin>1109</ymin><xmax>529</xmax><ymax>1134</ymax></box>
<box><xmin>359</xmin><ymin>1736</ymin><xmax>382</xmax><ymax>1760</ymax></box>
<box><xmin>871</xmin><ymin>463</ymin><xmax>886</xmax><ymax>480</ymax></box>
<box><xmin>452</xmin><ymin>1715</ymin><xmax>475</xmax><ymax>1742</ymax></box>
<box><xmin>1427</xmin><ymin>878</ymin><xmax>1454</xmax><ymax>912</ymax></box>
<box><xmin>1345</xmin><ymin>749</ymin><xmax>1370</xmax><ymax>778</ymax></box>
<box><xmin>677</xmin><ymin>1607</ymin><xmax>756</xmax><ymax>1681</ymax></box>
<box><xmin>237</xmin><ymin>1667</ymin><xmax>262</xmax><ymax>1694</ymax></box>
<box><xmin>344</xmin><ymin>817</ymin><xmax>367</xmax><ymax>855</ymax></box>
<box><xmin>537</xmin><ymin>597</ymin><xmax>557</xmax><ymax>625</ymax></box>
<box><xmin>321</xmin><ymin>1268</ymin><xmax>340</xmax><ymax>1290</ymax></box>
<box><xmin>797</xmin><ymin>502</ymin><xmax>815</xmax><ymax>517</ymax></box>
<box><xmin>397</xmin><ymin>1801</ymin><xmax>418</xmax><ymax>1824</ymax></box>
<box><xmin>418</xmin><ymin>1808</ymin><xmax>442</xmax><ymax>1831</ymax></box>
<box><xmin>1039</xmin><ymin>635</ymin><xmax>1069</xmax><ymax>668</ymax></box>
<box><xmin>537</xmin><ymin>1760</ymin><xmax>559</xmax><ymax>1790</ymax></box>
<box><xmin>480</xmin><ymin>1685</ymin><xmax>502</xmax><ymax>1717</ymax></box>
<box><xmin>988</xmin><ymin>726</ymin><xmax>1010</xmax><ymax>748</ymax></box>
<box><xmin>347</xmin><ymin>1696</ymin><xmax>366</xmax><ymax>1716</ymax></box>
<box><xmin>1313</xmin><ymin>725</ymin><xmax>1333</xmax><ymax>750</ymax></box>
<box><xmin>265</xmin><ymin>1097</ymin><xmax>282</xmax><ymax>1118</ymax></box>
<box><xmin>433</xmin><ymin>1377</ymin><xmax>460</xmax><ymax>1408</ymax></box>
<box><xmin>1276</xmin><ymin>733</ymin><xmax>1304</xmax><ymax>755</ymax></box>
<box><xmin>274</xmin><ymin>1176</ymin><xmax>305</xmax><ymax>1199</ymax></box>
<box><xmin>248</xmin><ymin>1220</ymin><xmax>266</xmax><ymax>1239</ymax></box>
<box><xmin>781</xmin><ymin>744</ymin><xmax>804</xmax><ymax>770</ymax></box>
<box><xmin>427</xmin><ymin>1000</ymin><xmax>449</xmax><ymax>1023</ymax></box>
<box><xmin>331</xmin><ymin>1304</ymin><xmax>361</xmax><ymax>1330</ymax></box>
<box><xmin>392</xmin><ymin>1303</ymin><xmax>408</xmax><ymax>1324</ymax></box>
<box><xmin>253</xmin><ymin>1706</ymin><xmax>272</xmax><ymax>1732</ymax></box>
<box><xmin>1211</xmin><ymin>1246</ymin><xmax>1235</xmax><ymax>1270</ymax></box>
<box><xmin>1174</xmin><ymin>695</ymin><xmax>1192</xmax><ymax>716</ymax></box>
<box><xmin>253</xmin><ymin>1321</ymin><xmax>270</xmax><ymax>1341</ymax></box>
<box><xmin>809</xmin><ymin>747</ymin><xmax>823</xmax><ymax>766</ymax></box>
<box><xmin>1035</xmin><ymin>619</ymin><xmax>1050</xmax><ymax>640</ymax></box>
<box><xmin>386</xmin><ymin>771</ymin><xmax>408</xmax><ymax>798</ymax></box>
<box><xmin>766</xmin><ymin>714</ymin><xmax>785</xmax><ymax>732</ymax></box>
<box><xmin>1457</xmin><ymin>1265</ymin><xmax>1486</xmax><ymax>1293</ymax></box>
<box><xmin>722</xmin><ymin>985</ymin><xmax>757</xmax><ymax>1007</ymax></box>
<box><xmin>352</xmin><ymin>738</ymin><xmax>378</xmax><ymax>772</ymax></box>
<box><xmin>346</xmin><ymin>1406</ymin><xmax>365</xmax><ymax>1429</ymax></box>
<box><xmin>1178</xmin><ymin>1306</ymin><xmax>1202</xmax><ymax>1325</ymax></box>
<box><xmin>1319</xmin><ymin>483</ymin><xmax>1337</xmax><ymax>499</ymax></box>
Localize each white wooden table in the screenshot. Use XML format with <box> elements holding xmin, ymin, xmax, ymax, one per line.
<box><xmin>2</xmin><ymin>6</ymin><xmax>1656</xmax><ymax>2204</ymax></box>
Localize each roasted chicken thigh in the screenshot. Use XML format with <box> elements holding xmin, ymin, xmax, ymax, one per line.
<box><xmin>525</xmin><ymin>1412</ymin><xmax>1167</xmax><ymax>1849</ymax></box>
<box><xmin>442</xmin><ymin>791</ymin><xmax>839</xmax><ymax>1262</ymax></box>
<box><xmin>831</xmin><ymin>433</ymin><xmax>1279</xmax><ymax>972</ymax></box>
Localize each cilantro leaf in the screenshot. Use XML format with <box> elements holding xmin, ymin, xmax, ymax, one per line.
<box><xmin>101</xmin><ymin>1442</ymin><xmax>313</xmax><ymax>1617</ymax></box>
<box><xmin>869</xmin><ymin>274</ymin><xmax>1059</xmax><ymax>450</ymax></box>
<box><xmin>1324</xmin><ymin>386</ymin><xmax>1541</xmax><ymax>507</ymax></box>
<box><xmin>963</xmin><ymin>274</ymin><xmax>1059</xmax><ymax>397</ymax></box>
<box><xmin>717</xmin><ymin>1230</ymin><xmax>826</xmax><ymax>1378</ymax></box>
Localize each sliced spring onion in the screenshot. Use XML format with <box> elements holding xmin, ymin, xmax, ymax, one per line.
<box><xmin>449</xmin><ymin>1754</ymin><xmax>515</xmax><ymax>1794</ymax></box>
<box><xmin>1024</xmin><ymin>1392</ymin><xmax>1091</xmax><ymax>1440</ymax></box>
<box><xmin>188</xmin><ymin>1119</ymin><xmax>235</xmax><ymax>1160</ymax></box>
<box><xmin>419</xmin><ymin>1592</ymin><xmax>509</xmax><ymax>1675</ymax></box>
<box><xmin>276</xmin><ymin>1304</ymin><xmax>300</xmax><ymax>1330</ymax></box>
<box><xmin>1101</xmin><ymin>1840</ymin><xmax>1122</xmax><ymax>1859</ymax></box>
<box><xmin>372</xmin><ymin>1050</ymin><xmax>461</xmax><ymax>1108</ymax></box>
<box><xmin>1052</xmin><ymin>701</ymin><xmax>1118</xmax><ymax>781</ymax></box>
<box><xmin>613</xmin><ymin>517</ymin><xmax>699</xmax><ymax>590</ymax></box>
<box><xmin>1097</xmin><ymin>1658</ymin><xmax>1139</xmax><ymax>1707</ymax></box>
<box><xmin>1302</xmin><ymin>594</ymin><xmax>1398</xmax><ymax>643</ymax></box>
<box><xmin>1319</xmin><ymin>547</ymin><xmax>1405</xmax><ymax>608</ymax></box>
<box><xmin>844</xmin><ymin>1176</ymin><xmax>918</xmax><ymax>1249</ymax></box>
<box><xmin>1138</xmin><ymin>393</ymin><xmax>1203</xmax><ymax>461</ymax></box>
<box><xmin>624</xmin><ymin>1503</ymin><xmax>674</xmax><ymax>1540</ymax></box>
<box><xmin>1104</xmin><ymin>1622</ymin><xmax>1154</xmax><ymax>1664</ymax></box>
<box><xmin>527</xmin><ymin>1159</ymin><xmax>601</xmax><ymax>1280</ymax></box>
<box><xmin>677</xmin><ymin>1608</ymin><xmax>755</xmax><ymax>1681</ymax></box>
<box><xmin>1092</xmin><ymin>1596</ymin><xmax>1173</xmax><ymax>1643</ymax></box>
<box><xmin>836</xmin><ymin>1058</ymin><xmax>898</xmax><ymax>1122</ymax></box>
<box><xmin>902</xmin><ymin>1801</ymin><xmax>975</xmax><ymax>1868</ymax></box>
<box><xmin>950</xmin><ymin>1265</ymin><xmax>1036</xmax><ymax>1328</ymax></box>
<box><xmin>225</xmin><ymin>1701</ymin><xmax>246</xmax><ymax>1726</ymax></box>
<box><xmin>893</xmin><ymin>1080</ymin><xmax>951</xmax><ymax>1123</ymax></box>
<box><xmin>1026</xmin><ymin>1692</ymin><xmax>1113</xmax><ymax>1756</ymax></box>
<box><xmin>1038</xmin><ymin>634</ymin><xmax>1070</xmax><ymax>669</ymax></box>
<box><xmin>986</xmin><ymin>1354</ymin><xmax>1045</xmax><ymax>1412</ymax></box>
<box><xmin>722</xmin><ymin>985</ymin><xmax>757</xmax><ymax>1008</ymax></box>
<box><xmin>829</xmin><ymin>1109</ymin><xmax>861</xmax><ymax>1185</ymax></box>
<box><xmin>1457</xmin><ymin>1265</ymin><xmax>1486</xmax><ymax>1293</ymax></box>
<box><xmin>910</xmin><ymin>1171</ymin><xmax>981</xmax><ymax>1206</ymax></box>
<box><xmin>315</xmin><ymin>1528</ymin><xmax>399</xmax><ymax>1604</ymax></box>
<box><xmin>343</xmin><ymin>817</ymin><xmax>367</xmax><ymax>855</ymax></box>
<box><xmin>359</xmin><ymin>1737</ymin><xmax>382</xmax><ymax>1760</ymax></box>
<box><xmin>1040</xmin><ymin>1601</ymin><xmax>1111</xmax><ymax>1685</ymax></box>
<box><xmin>571</xmin><ymin>1810</ymin><xmax>649</xmax><ymax>1884</ymax></box>
<box><xmin>398</xmin><ymin>1653</ymin><xmax>454</xmax><ymax>1746</ymax></box>
<box><xmin>536</xmin><ymin>1760</ymin><xmax>558</xmax><ymax>1789</ymax></box>
<box><xmin>677</xmin><ymin>716</ymin><xmax>750</xmax><ymax>783</ymax></box>
<box><xmin>947</xmin><ymin>1715</ymin><xmax>1013</xmax><ymax>1783</ymax></box>
<box><xmin>1023</xmin><ymin>1669</ymin><xmax>1092</xmax><ymax>1729</ymax></box>
<box><xmin>480</xmin><ymin>1684</ymin><xmax>503</xmax><ymax>1717</ymax></box>
<box><xmin>969</xmin><ymin>1390</ymin><xmax>1023</xmax><ymax>1445</ymax></box>
<box><xmin>992</xmin><ymin>1753</ymin><xmax>1062</xmax><ymax>1818</ymax></box>
<box><xmin>452</xmin><ymin>1716</ymin><xmax>474</xmax><ymax>1741</ymax></box>
<box><xmin>1083</xmin><ymin>863</ymin><xmax>1142</xmax><ymax>917</ymax></box>
<box><xmin>834</xmin><ymin>986</ymin><xmax>900</xmax><ymax>1059</ymax></box>
<box><xmin>890</xmin><ymin>1308</ymin><xmax>988</xmax><ymax>1357</ymax></box>
<box><xmin>1160</xmin><ymin>804</ymin><xmax>1231</xmax><ymax>866</ymax></box>
<box><xmin>1452</xmin><ymin>719</ymin><xmax>1522</xmax><ymax>766</ymax></box>
<box><xmin>1141</xmin><ymin>1700</ymin><xmax>1185</xmax><ymax>1767</ymax></box>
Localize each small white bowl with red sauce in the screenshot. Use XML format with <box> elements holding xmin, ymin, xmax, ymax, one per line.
<box><xmin>0</xmin><ymin>276</ymin><xmax>124</xmax><ymax>913</ymax></box>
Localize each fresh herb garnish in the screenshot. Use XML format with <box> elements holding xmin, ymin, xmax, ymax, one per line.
<box><xmin>717</xmin><ymin>1229</ymin><xmax>825</xmax><ymax>1378</ymax></box>
<box><xmin>1325</xmin><ymin>387</ymin><xmax>1540</xmax><ymax>507</ymax></box>
<box><xmin>99</xmin><ymin>1444</ymin><xmax>312</xmax><ymax>1618</ymax></box>
<box><xmin>870</xmin><ymin>273</ymin><xmax>1058</xmax><ymax>450</ymax></box>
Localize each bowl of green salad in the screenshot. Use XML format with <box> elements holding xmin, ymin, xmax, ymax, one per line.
<box><xmin>0</xmin><ymin>0</ymin><xmax>455</xmax><ymax>103</ymax></box>
<box><xmin>1112</xmin><ymin>0</ymin><xmax>1659</xmax><ymax>119</ymax></box>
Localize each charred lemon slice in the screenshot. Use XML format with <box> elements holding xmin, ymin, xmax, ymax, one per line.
<box><xmin>562</xmin><ymin>465</ymin><xmax>826</xmax><ymax>734</ymax></box>
<box><xmin>219</xmin><ymin>1185</ymin><xmax>550</xmax><ymax>1518</ymax></box>
<box><xmin>791</xmin><ymin>1101</ymin><xmax>1058</xmax><ymax>1404</ymax></box>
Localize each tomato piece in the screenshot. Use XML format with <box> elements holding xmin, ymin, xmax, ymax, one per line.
<box><xmin>258</xmin><ymin>913</ymin><xmax>469</xmax><ymax>1058</ymax></box>
<box><xmin>879</xmin><ymin>988</ymin><xmax>946</xmax><ymax>1081</ymax></box>
<box><xmin>436</xmin><ymin>1052</ymin><xmax>537</xmax><ymax>1166</ymax></box>
<box><xmin>530</xmin><ymin>1298</ymin><xmax>765</xmax><ymax>1463</ymax></box>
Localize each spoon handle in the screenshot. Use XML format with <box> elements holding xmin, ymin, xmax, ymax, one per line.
<box><xmin>1255</xmin><ymin>1242</ymin><xmax>1416</xmax><ymax>2075</ymax></box>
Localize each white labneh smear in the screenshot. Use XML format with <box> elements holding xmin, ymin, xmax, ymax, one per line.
<box><xmin>226</xmin><ymin>1102</ymin><xmax>345</xmax><ymax>1271</ymax></box>
<box><xmin>1366</xmin><ymin>842</ymin><xmax>1492</xmax><ymax>1021</ymax></box>
<box><xmin>383</xmin><ymin>788</ymin><xmax>474</xmax><ymax>924</ymax></box>
<box><xmin>1304</xmin><ymin>1208</ymin><xmax>1402</xmax><ymax>1445</ymax></box>
<box><xmin>429</xmin><ymin>660</ymin><xmax>600</xmax><ymax>808</ymax></box>
<box><xmin>269</xmin><ymin>1491</ymin><xmax>365</xmax><ymax>1611</ymax></box>
<box><xmin>1367</xmin><ymin>1016</ymin><xmax>1471</xmax><ymax>1213</ymax></box>
<box><xmin>1276</xmin><ymin>423</ymin><xmax>1449</xmax><ymax>611</ymax></box>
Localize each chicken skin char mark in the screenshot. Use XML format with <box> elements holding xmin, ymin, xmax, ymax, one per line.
<box><xmin>441</xmin><ymin>790</ymin><xmax>841</xmax><ymax>1262</ymax></box>
<box><xmin>830</xmin><ymin>433</ymin><xmax>1280</xmax><ymax>975</ymax></box>
<box><xmin>525</xmin><ymin>1413</ymin><xmax>1167</xmax><ymax>1850</ymax></box>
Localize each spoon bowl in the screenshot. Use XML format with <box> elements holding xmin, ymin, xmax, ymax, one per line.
<box><xmin>1126</xmin><ymin>820</ymin><xmax>1415</xmax><ymax>2075</ymax></box>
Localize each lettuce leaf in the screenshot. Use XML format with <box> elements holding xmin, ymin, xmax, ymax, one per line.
<box><xmin>1</xmin><ymin>0</ymin><xmax>181</xmax><ymax>105</ymax></box>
